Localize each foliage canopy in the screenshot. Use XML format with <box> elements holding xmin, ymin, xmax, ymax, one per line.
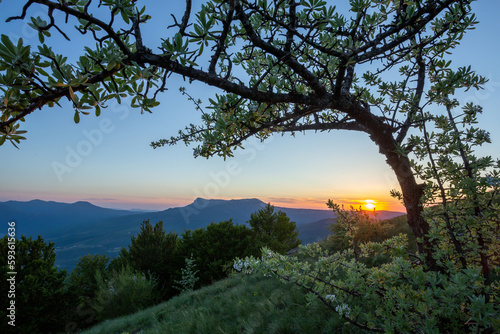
<box><xmin>0</xmin><ymin>235</ymin><xmax>75</xmax><ymax>333</ymax></box>
<box><xmin>0</xmin><ymin>0</ymin><xmax>490</xmax><ymax>265</ymax></box>
<box><xmin>2</xmin><ymin>0</ymin><xmax>500</xmax><ymax>331</ymax></box>
<box><xmin>68</xmin><ymin>253</ymin><xmax>110</xmax><ymax>303</ymax></box>
<box><xmin>175</xmin><ymin>219</ymin><xmax>257</xmax><ymax>286</ymax></box>
<box><xmin>116</xmin><ymin>219</ymin><xmax>178</xmax><ymax>298</ymax></box>
<box><xmin>248</xmin><ymin>203</ymin><xmax>301</xmax><ymax>254</ymax></box>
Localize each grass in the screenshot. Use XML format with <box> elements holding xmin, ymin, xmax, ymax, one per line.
<box><xmin>83</xmin><ymin>215</ymin><xmax>413</xmax><ymax>334</ymax></box>
<box><xmin>82</xmin><ymin>274</ymin><xmax>366</xmax><ymax>334</ymax></box>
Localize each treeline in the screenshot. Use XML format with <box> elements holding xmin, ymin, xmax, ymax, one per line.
<box><xmin>0</xmin><ymin>204</ymin><xmax>301</xmax><ymax>333</ymax></box>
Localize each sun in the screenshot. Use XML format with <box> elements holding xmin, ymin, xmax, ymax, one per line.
<box><xmin>363</xmin><ymin>199</ymin><xmax>376</xmax><ymax>211</ymax></box>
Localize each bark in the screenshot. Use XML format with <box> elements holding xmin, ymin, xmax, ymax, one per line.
<box><xmin>377</xmin><ymin>132</ymin><xmax>439</xmax><ymax>270</ymax></box>
<box><xmin>343</xmin><ymin>97</ymin><xmax>438</xmax><ymax>270</ymax></box>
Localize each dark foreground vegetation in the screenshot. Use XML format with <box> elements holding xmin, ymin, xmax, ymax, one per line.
<box><xmin>2</xmin><ymin>201</ymin><xmax>459</xmax><ymax>334</ymax></box>
<box><xmin>2</xmin><ymin>0</ymin><xmax>500</xmax><ymax>332</ymax></box>
<box><xmin>0</xmin><ymin>204</ymin><xmax>304</xmax><ymax>333</ymax></box>
<box><xmin>81</xmin><ymin>212</ymin><xmax>419</xmax><ymax>334</ymax></box>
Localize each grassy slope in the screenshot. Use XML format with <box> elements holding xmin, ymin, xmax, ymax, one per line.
<box><xmin>84</xmin><ymin>215</ymin><xmax>416</xmax><ymax>334</ymax></box>
<box><xmin>82</xmin><ymin>274</ymin><xmax>366</xmax><ymax>334</ymax></box>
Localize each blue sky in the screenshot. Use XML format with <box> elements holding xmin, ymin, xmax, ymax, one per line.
<box><xmin>0</xmin><ymin>0</ymin><xmax>499</xmax><ymax>211</ymax></box>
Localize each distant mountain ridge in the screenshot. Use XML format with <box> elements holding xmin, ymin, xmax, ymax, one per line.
<box><xmin>1</xmin><ymin>198</ymin><xmax>404</xmax><ymax>270</ymax></box>
<box><xmin>0</xmin><ymin>199</ymin><xmax>134</xmax><ymax>237</ymax></box>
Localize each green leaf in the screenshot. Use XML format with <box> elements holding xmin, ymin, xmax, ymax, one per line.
<box><xmin>175</xmin><ymin>33</ymin><xmax>182</xmax><ymax>50</ymax></box>
<box><xmin>1</xmin><ymin>35</ymin><xmax>16</xmax><ymax>54</ymax></box>
<box><xmin>74</xmin><ymin>110</ymin><xmax>80</xmax><ymax>123</ymax></box>
<box><xmin>38</xmin><ymin>32</ymin><xmax>45</xmax><ymax>44</ymax></box>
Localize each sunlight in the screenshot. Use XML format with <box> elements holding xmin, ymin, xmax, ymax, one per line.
<box><xmin>363</xmin><ymin>199</ymin><xmax>376</xmax><ymax>211</ymax></box>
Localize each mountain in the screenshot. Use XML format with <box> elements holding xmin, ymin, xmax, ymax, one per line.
<box><xmin>0</xmin><ymin>200</ymin><xmax>135</xmax><ymax>237</ymax></box>
<box><xmin>1</xmin><ymin>198</ymin><xmax>405</xmax><ymax>270</ymax></box>
<box><xmin>297</xmin><ymin>219</ymin><xmax>332</xmax><ymax>244</ymax></box>
<box><xmin>48</xmin><ymin>198</ymin><xmax>338</xmax><ymax>268</ymax></box>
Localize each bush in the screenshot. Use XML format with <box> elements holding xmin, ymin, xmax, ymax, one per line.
<box><xmin>68</xmin><ymin>254</ymin><xmax>110</xmax><ymax>303</ymax></box>
<box><xmin>248</xmin><ymin>203</ymin><xmax>301</xmax><ymax>254</ymax></box>
<box><xmin>93</xmin><ymin>265</ymin><xmax>159</xmax><ymax>322</ymax></box>
<box><xmin>66</xmin><ymin>254</ymin><xmax>111</xmax><ymax>330</ymax></box>
<box><xmin>174</xmin><ymin>220</ymin><xmax>258</xmax><ymax>287</ymax></box>
<box><xmin>173</xmin><ymin>254</ymin><xmax>199</xmax><ymax>293</ymax></box>
<box><xmin>115</xmin><ymin>219</ymin><xmax>178</xmax><ymax>299</ymax></box>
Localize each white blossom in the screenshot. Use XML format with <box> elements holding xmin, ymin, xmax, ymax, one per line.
<box><xmin>325</xmin><ymin>294</ymin><xmax>336</xmax><ymax>302</ymax></box>
<box><xmin>335</xmin><ymin>303</ymin><xmax>351</xmax><ymax>317</ymax></box>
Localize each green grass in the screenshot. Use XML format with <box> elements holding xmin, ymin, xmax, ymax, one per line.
<box><xmin>83</xmin><ymin>215</ymin><xmax>416</xmax><ymax>334</ymax></box>
<box><xmin>82</xmin><ymin>274</ymin><xmax>365</xmax><ymax>334</ymax></box>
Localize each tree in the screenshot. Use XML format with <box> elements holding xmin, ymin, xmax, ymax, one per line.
<box><xmin>0</xmin><ymin>235</ymin><xmax>76</xmax><ymax>334</ymax></box>
<box><xmin>2</xmin><ymin>1</ymin><xmax>498</xmax><ymax>330</ymax></box>
<box><xmin>234</xmin><ymin>102</ymin><xmax>500</xmax><ymax>331</ymax></box>
<box><xmin>248</xmin><ymin>203</ymin><xmax>301</xmax><ymax>254</ymax></box>
<box><xmin>174</xmin><ymin>220</ymin><xmax>257</xmax><ymax>286</ymax></box>
<box><xmin>118</xmin><ymin>219</ymin><xmax>178</xmax><ymax>299</ymax></box>
<box><xmin>66</xmin><ymin>254</ymin><xmax>110</xmax><ymax>330</ymax></box>
<box><xmin>0</xmin><ymin>0</ymin><xmax>486</xmax><ymax>268</ymax></box>
<box><xmin>413</xmin><ymin>99</ymin><xmax>500</xmax><ymax>285</ymax></box>
<box><xmin>68</xmin><ymin>253</ymin><xmax>110</xmax><ymax>303</ymax></box>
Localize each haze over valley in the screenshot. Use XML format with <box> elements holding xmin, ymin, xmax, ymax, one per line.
<box><xmin>1</xmin><ymin>198</ymin><xmax>404</xmax><ymax>269</ymax></box>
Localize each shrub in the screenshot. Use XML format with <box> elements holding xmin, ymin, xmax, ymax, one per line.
<box><xmin>173</xmin><ymin>254</ymin><xmax>200</xmax><ymax>293</ymax></box>
<box><xmin>174</xmin><ymin>220</ymin><xmax>258</xmax><ymax>287</ymax></box>
<box><xmin>93</xmin><ymin>265</ymin><xmax>159</xmax><ymax>322</ymax></box>
<box><xmin>116</xmin><ymin>219</ymin><xmax>178</xmax><ymax>299</ymax></box>
<box><xmin>248</xmin><ymin>203</ymin><xmax>301</xmax><ymax>254</ymax></box>
<box><xmin>68</xmin><ymin>254</ymin><xmax>110</xmax><ymax>303</ymax></box>
<box><xmin>65</xmin><ymin>254</ymin><xmax>111</xmax><ymax>330</ymax></box>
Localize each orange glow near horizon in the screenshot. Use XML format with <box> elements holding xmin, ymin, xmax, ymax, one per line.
<box><xmin>1</xmin><ymin>193</ymin><xmax>406</xmax><ymax>213</ymax></box>
<box><xmin>260</xmin><ymin>196</ymin><xmax>405</xmax><ymax>212</ymax></box>
<box><xmin>363</xmin><ymin>199</ymin><xmax>377</xmax><ymax>211</ymax></box>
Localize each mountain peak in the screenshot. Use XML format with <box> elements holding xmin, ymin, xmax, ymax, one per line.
<box><xmin>193</xmin><ymin>197</ymin><xmax>208</xmax><ymax>204</ymax></box>
<box><xmin>72</xmin><ymin>201</ymin><xmax>95</xmax><ymax>207</ymax></box>
<box><xmin>190</xmin><ymin>197</ymin><xmax>265</xmax><ymax>208</ymax></box>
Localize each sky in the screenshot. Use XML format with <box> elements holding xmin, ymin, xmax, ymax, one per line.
<box><xmin>0</xmin><ymin>0</ymin><xmax>499</xmax><ymax>212</ymax></box>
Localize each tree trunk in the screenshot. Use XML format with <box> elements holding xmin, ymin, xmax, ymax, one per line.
<box><xmin>381</xmin><ymin>140</ymin><xmax>440</xmax><ymax>270</ymax></box>
<box><xmin>356</xmin><ymin>110</ymin><xmax>439</xmax><ymax>270</ymax></box>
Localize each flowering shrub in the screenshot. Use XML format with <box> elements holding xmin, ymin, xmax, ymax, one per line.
<box><xmin>235</xmin><ymin>243</ymin><xmax>499</xmax><ymax>332</ymax></box>
<box><xmin>234</xmin><ymin>78</ymin><xmax>500</xmax><ymax>332</ymax></box>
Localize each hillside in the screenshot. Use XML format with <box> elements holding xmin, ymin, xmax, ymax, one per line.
<box><xmin>82</xmin><ymin>274</ymin><xmax>365</xmax><ymax>334</ymax></box>
<box><xmin>296</xmin><ymin>218</ymin><xmax>331</xmax><ymax>244</ymax></box>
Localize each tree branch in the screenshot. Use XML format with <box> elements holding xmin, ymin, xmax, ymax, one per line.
<box><xmin>234</xmin><ymin>0</ymin><xmax>329</xmax><ymax>98</ymax></box>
